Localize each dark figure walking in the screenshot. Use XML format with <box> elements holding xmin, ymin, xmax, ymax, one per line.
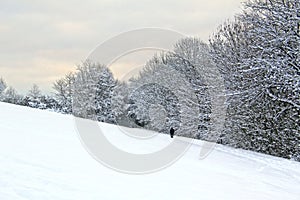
<box><xmin>170</xmin><ymin>127</ymin><xmax>175</xmax><ymax>138</ymax></box>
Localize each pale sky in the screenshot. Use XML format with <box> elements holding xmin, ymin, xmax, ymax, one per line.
<box><xmin>0</xmin><ymin>0</ymin><xmax>243</xmax><ymax>94</ymax></box>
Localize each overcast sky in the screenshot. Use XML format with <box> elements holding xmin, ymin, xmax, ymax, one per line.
<box><xmin>0</xmin><ymin>0</ymin><xmax>243</xmax><ymax>94</ymax></box>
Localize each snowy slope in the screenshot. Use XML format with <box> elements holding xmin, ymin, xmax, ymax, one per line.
<box><xmin>0</xmin><ymin>102</ymin><xmax>299</xmax><ymax>200</ymax></box>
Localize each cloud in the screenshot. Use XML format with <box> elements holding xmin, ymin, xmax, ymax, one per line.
<box><xmin>0</xmin><ymin>0</ymin><xmax>243</xmax><ymax>93</ymax></box>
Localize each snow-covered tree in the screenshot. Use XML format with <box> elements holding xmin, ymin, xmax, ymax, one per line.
<box><xmin>28</xmin><ymin>84</ymin><xmax>41</xmax><ymax>98</ymax></box>
<box><xmin>0</xmin><ymin>77</ymin><xmax>7</xmax><ymax>100</ymax></box>
<box><xmin>73</xmin><ymin>61</ymin><xmax>117</xmax><ymax>123</ymax></box>
<box><xmin>127</xmin><ymin>38</ymin><xmax>218</xmax><ymax>139</ymax></box>
<box><xmin>110</xmin><ymin>81</ymin><xmax>137</xmax><ymax>127</ymax></box>
<box><xmin>2</xmin><ymin>87</ymin><xmax>22</xmax><ymax>104</ymax></box>
<box><xmin>172</xmin><ymin>38</ymin><xmax>219</xmax><ymax>140</ymax></box>
<box><xmin>24</xmin><ymin>84</ymin><xmax>45</xmax><ymax>109</ymax></box>
<box><xmin>241</xmin><ymin>0</ymin><xmax>300</xmax><ymax>159</ymax></box>
<box><xmin>210</xmin><ymin>19</ymin><xmax>255</xmax><ymax>146</ymax></box>
<box><xmin>210</xmin><ymin>0</ymin><xmax>300</xmax><ymax>160</ymax></box>
<box><xmin>127</xmin><ymin>82</ymin><xmax>181</xmax><ymax>133</ymax></box>
<box><xmin>53</xmin><ymin>72</ymin><xmax>75</xmax><ymax>113</ymax></box>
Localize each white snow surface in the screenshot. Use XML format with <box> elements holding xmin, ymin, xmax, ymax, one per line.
<box><xmin>0</xmin><ymin>102</ymin><xmax>299</xmax><ymax>200</ymax></box>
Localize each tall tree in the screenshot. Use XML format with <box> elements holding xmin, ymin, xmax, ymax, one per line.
<box><xmin>126</xmin><ymin>38</ymin><xmax>217</xmax><ymax>138</ymax></box>
<box><xmin>73</xmin><ymin>61</ymin><xmax>117</xmax><ymax>123</ymax></box>
<box><xmin>210</xmin><ymin>0</ymin><xmax>300</xmax><ymax>160</ymax></box>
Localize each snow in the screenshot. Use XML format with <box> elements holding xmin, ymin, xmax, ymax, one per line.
<box><xmin>0</xmin><ymin>102</ymin><xmax>299</xmax><ymax>200</ymax></box>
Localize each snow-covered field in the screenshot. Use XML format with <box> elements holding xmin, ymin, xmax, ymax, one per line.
<box><xmin>0</xmin><ymin>102</ymin><xmax>299</xmax><ymax>200</ymax></box>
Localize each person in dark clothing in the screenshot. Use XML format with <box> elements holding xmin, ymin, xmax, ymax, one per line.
<box><xmin>170</xmin><ymin>127</ymin><xmax>175</xmax><ymax>138</ymax></box>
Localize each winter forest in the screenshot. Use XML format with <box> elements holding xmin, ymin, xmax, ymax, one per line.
<box><xmin>1</xmin><ymin>0</ymin><xmax>299</xmax><ymax>161</ymax></box>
